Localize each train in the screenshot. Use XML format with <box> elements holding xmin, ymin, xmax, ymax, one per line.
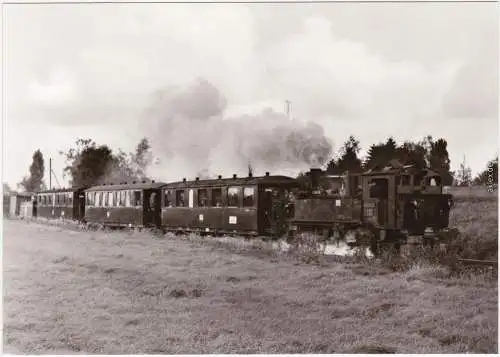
<box><xmin>10</xmin><ymin>161</ymin><xmax>454</xmax><ymax>255</ymax></box>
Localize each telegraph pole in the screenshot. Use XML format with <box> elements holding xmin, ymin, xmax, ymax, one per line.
<box><xmin>285</xmin><ymin>100</ymin><xmax>291</xmax><ymax>119</ymax></box>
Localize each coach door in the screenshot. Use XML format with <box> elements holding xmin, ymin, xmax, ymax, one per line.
<box><xmin>77</xmin><ymin>192</ymin><xmax>85</xmax><ymax>221</ymax></box>
<box><xmin>143</xmin><ymin>189</ymin><xmax>161</xmax><ymax>227</ymax></box>
<box><xmin>259</xmin><ymin>187</ymin><xmax>286</xmax><ymax>237</ymax></box>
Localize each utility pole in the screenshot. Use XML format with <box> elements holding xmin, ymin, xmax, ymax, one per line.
<box><xmin>285</xmin><ymin>100</ymin><xmax>291</xmax><ymax>119</ymax></box>
<box><xmin>49</xmin><ymin>158</ymin><xmax>52</xmax><ymax>190</ymax></box>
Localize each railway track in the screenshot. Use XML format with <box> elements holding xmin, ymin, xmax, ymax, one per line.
<box><xmin>456</xmin><ymin>258</ymin><xmax>498</xmax><ymax>269</ymax></box>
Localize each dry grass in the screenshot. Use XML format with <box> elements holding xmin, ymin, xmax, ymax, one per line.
<box><xmin>447</xmin><ymin>195</ymin><xmax>498</xmax><ymax>261</ymax></box>
<box><xmin>3</xmin><ymin>219</ymin><xmax>497</xmax><ymax>354</ymax></box>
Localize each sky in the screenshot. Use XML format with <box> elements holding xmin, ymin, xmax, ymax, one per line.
<box><xmin>2</xmin><ymin>1</ymin><xmax>498</xmax><ymax>189</ymax></box>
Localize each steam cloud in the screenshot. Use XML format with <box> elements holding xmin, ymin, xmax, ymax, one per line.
<box><xmin>142</xmin><ymin>78</ymin><xmax>333</xmax><ymax>181</ymax></box>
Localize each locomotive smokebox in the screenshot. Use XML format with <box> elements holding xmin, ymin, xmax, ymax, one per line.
<box><xmin>309</xmin><ymin>168</ymin><xmax>322</xmax><ymax>191</ymax></box>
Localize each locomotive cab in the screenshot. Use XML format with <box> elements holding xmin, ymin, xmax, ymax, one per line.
<box><xmin>361</xmin><ymin>164</ymin><xmax>453</xmax><ymax>246</ymax></box>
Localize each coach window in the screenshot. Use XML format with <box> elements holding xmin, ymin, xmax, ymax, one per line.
<box><xmin>163</xmin><ymin>190</ymin><xmax>171</xmax><ymax>207</ymax></box>
<box><xmin>112</xmin><ymin>191</ymin><xmax>117</xmax><ymax>206</ymax></box>
<box><xmin>243</xmin><ymin>187</ymin><xmax>255</xmax><ymax>207</ymax></box>
<box><xmin>133</xmin><ymin>191</ymin><xmax>142</xmax><ymax>206</ymax></box>
<box><xmin>211</xmin><ymin>188</ymin><xmax>222</xmax><ymax>207</ymax></box>
<box><xmin>176</xmin><ymin>190</ymin><xmax>185</xmax><ymax>207</ymax></box>
<box><xmin>227</xmin><ymin>186</ymin><xmax>240</xmax><ymax>207</ymax></box>
<box><xmin>124</xmin><ymin>191</ymin><xmax>131</xmax><ymax>207</ymax></box>
<box><xmin>198</xmin><ymin>189</ymin><xmax>208</xmax><ymax>207</ymax></box>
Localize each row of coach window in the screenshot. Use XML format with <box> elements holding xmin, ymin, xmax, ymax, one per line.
<box><xmin>86</xmin><ymin>190</ymin><xmax>142</xmax><ymax>207</ymax></box>
<box><xmin>164</xmin><ymin>186</ymin><xmax>255</xmax><ymax>208</ymax></box>
<box><xmin>83</xmin><ymin>187</ymin><xmax>256</xmax><ymax>208</ymax></box>
<box><xmin>37</xmin><ymin>193</ymin><xmax>73</xmax><ymax>206</ymax></box>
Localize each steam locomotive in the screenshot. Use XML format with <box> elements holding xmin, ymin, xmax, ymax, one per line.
<box><xmin>26</xmin><ymin>161</ymin><xmax>453</xmax><ymax>254</ymax></box>
<box><xmin>290</xmin><ymin>161</ymin><xmax>453</xmax><ymax>254</ymax></box>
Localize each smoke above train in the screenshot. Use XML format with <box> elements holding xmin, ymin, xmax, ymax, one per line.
<box><xmin>140</xmin><ymin>78</ymin><xmax>333</xmax><ymax>181</ymax></box>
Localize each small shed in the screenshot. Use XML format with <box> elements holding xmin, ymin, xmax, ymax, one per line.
<box><xmin>9</xmin><ymin>192</ymin><xmax>34</xmax><ymax>217</ymax></box>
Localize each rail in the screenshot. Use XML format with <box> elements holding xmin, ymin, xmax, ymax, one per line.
<box><xmin>456</xmin><ymin>258</ymin><xmax>498</xmax><ymax>268</ymax></box>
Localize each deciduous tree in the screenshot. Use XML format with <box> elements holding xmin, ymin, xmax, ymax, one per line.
<box><xmin>18</xmin><ymin>149</ymin><xmax>46</xmax><ymax>192</ymax></box>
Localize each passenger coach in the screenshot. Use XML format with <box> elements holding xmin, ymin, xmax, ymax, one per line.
<box><xmin>35</xmin><ymin>187</ymin><xmax>86</xmax><ymax>221</ymax></box>
<box><xmin>84</xmin><ymin>181</ymin><xmax>166</xmax><ymax>228</ymax></box>
<box><xmin>161</xmin><ymin>172</ymin><xmax>298</xmax><ymax>237</ymax></box>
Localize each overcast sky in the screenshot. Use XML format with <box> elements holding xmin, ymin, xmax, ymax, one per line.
<box><xmin>3</xmin><ymin>1</ymin><xmax>498</xmax><ymax>188</ymax></box>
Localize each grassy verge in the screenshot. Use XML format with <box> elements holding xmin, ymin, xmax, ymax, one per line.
<box><xmin>3</xmin><ymin>219</ymin><xmax>497</xmax><ymax>354</ymax></box>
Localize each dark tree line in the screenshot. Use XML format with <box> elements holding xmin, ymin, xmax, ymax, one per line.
<box><xmin>18</xmin><ymin>149</ymin><xmax>46</xmax><ymax>192</ymax></box>
<box><xmin>58</xmin><ymin>137</ymin><xmax>153</xmax><ymax>187</ymax></box>
<box><xmin>12</xmin><ymin>135</ymin><xmax>496</xmax><ymax>192</ymax></box>
<box><xmin>324</xmin><ymin>135</ymin><xmax>455</xmax><ymax>185</ymax></box>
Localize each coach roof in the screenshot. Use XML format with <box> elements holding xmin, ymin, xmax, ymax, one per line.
<box><xmin>162</xmin><ymin>174</ymin><xmax>298</xmax><ymax>189</ymax></box>
<box><xmin>86</xmin><ymin>181</ymin><xmax>167</xmax><ymax>192</ymax></box>
<box><xmin>36</xmin><ymin>187</ymin><xmax>85</xmax><ymax>194</ymax></box>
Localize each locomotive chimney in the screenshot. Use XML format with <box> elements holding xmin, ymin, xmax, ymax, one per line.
<box><xmin>218</xmin><ymin>175</ymin><xmax>222</xmax><ymax>179</ymax></box>
<box><xmin>265</xmin><ymin>172</ymin><xmax>270</xmax><ymax>177</ymax></box>
<box><xmin>309</xmin><ymin>168</ymin><xmax>322</xmax><ymax>191</ymax></box>
<box><xmin>195</xmin><ymin>177</ymin><xmax>199</xmax><ymax>181</ymax></box>
<box><xmin>233</xmin><ymin>174</ymin><xmax>237</xmax><ymax>179</ymax></box>
<box><xmin>182</xmin><ymin>178</ymin><xmax>186</xmax><ymax>182</ymax></box>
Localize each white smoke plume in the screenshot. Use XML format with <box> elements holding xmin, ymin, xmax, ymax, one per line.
<box><xmin>142</xmin><ymin>78</ymin><xmax>333</xmax><ymax>181</ymax></box>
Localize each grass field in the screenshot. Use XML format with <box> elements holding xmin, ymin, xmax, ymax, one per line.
<box><xmin>448</xmin><ymin>192</ymin><xmax>498</xmax><ymax>261</ymax></box>
<box><xmin>3</xmin><ymin>209</ymin><xmax>498</xmax><ymax>354</ymax></box>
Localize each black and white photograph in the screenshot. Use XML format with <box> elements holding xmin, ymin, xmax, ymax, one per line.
<box><xmin>2</xmin><ymin>0</ymin><xmax>498</xmax><ymax>354</ymax></box>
